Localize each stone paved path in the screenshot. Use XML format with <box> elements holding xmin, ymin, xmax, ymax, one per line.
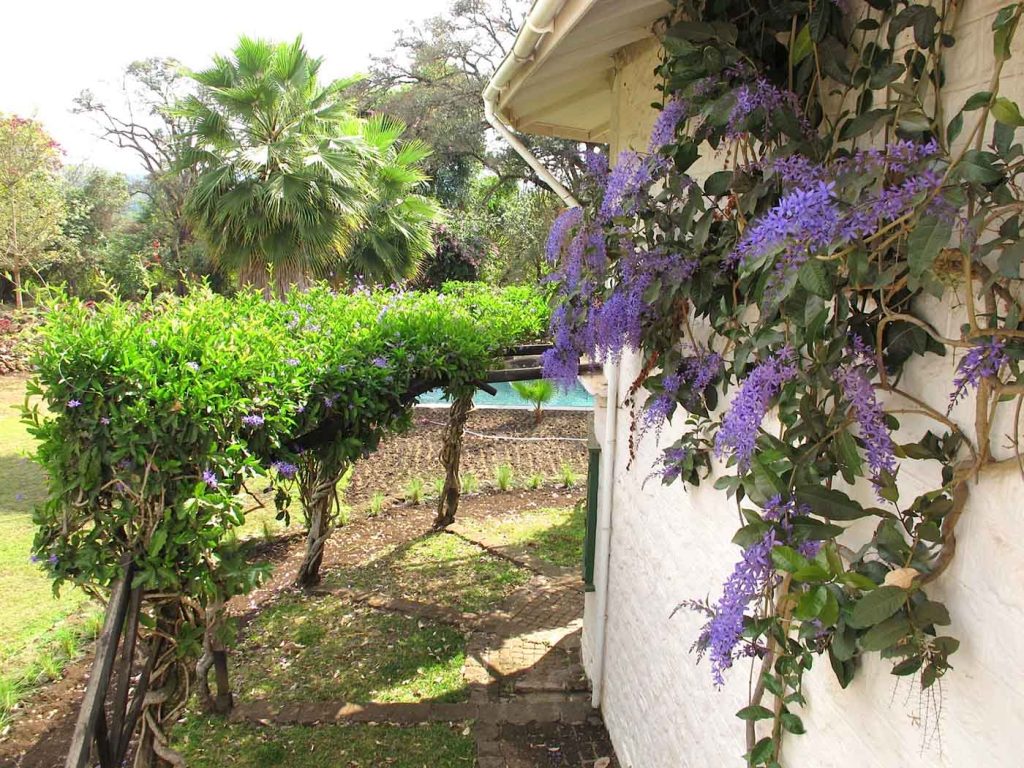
<box><xmin>230</xmin><ymin>521</ymin><xmax>619</xmax><ymax>767</ymax></box>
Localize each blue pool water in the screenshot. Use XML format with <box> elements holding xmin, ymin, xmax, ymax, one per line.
<box><xmin>417</xmin><ymin>380</ymin><xmax>594</xmax><ymax>409</ymax></box>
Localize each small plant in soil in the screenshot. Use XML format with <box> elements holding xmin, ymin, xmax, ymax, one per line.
<box><xmin>511</xmin><ymin>379</ymin><xmax>556</xmax><ymax>424</ymax></box>
<box><xmin>432</xmin><ymin>477</ymin><xmax>446</xmax><ymax>498</ymax></box>
<box><xmin>461</xmin><ymin>472</ymin><xmax>479</xmax><ymax>494</ymax></box>
<box><xmin>404</xmin><ymin>477</ymin><xmax>426</xmax><ymax>505</ymax></box>
<box><xmin>558</xmin><ymin>463</ymin><xmax>579</xmax><ymax>489</ymax></box>
<box><xmin>527</xmin><ymin>472</ymin><xmax>545</xmax><ymax>490</ymax></box>
<box><xmin>495</xmin><ymin>464</ymin><xmax>514</xmax><ymax>492</ymax></box>
<box><xmin>368</xmin><ymin>492</ymin><xmax>387</xmax><ymax>516</ymax></box>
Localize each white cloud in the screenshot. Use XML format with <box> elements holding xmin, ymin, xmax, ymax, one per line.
<box><xmin>2</xmin><ymin>0</ymin><xmax>453</xmax><ymax>172</ymax></box>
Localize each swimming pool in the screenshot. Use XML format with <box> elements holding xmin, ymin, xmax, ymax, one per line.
<box><xmin>417</xmin><ymin>379</ymin><xmax>594</xmax><ymax>409</ymax></box>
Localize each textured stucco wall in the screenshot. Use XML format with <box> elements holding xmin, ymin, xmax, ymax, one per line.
<box><xmin>583</xmin><ymin>16</ymin><xmax>1024</xmax><ymax>768</ymax></box>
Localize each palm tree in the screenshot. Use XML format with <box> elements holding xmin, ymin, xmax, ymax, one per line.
<box><xmin>177</xmin><ymin>37</ymin><xmax>369</xmax><ymax>296</ymax></box>
<box><xmin>342</xmin><ymin>115</ymin><xmax>441</xmax><ymax>285</ymax></box>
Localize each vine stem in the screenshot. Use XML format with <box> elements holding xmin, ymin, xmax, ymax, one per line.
<box><xmin>771</xmin><ymin>575</ymin><xmax>795</xmax><ymax>764</ymax></box>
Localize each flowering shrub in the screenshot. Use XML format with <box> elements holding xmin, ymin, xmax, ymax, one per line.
<box><xmin>544</xmin><ymin>0</ymin><xmax>1024</xmax><ymax>763</ymax></box>
<box><xmin>25</xmin><ymin>281</ymin><xmax>545</xmax><ymax>739</ymax></box>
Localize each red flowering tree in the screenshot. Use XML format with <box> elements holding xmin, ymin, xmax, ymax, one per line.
<box><xmin>0</xmin><ymin>115</ymin><xmax>65</xmax><ymax>309</ymax></box>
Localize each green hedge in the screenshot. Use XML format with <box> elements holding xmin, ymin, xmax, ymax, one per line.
<box><xmin>25</xmin><ymin>283</ymin><xmax>547</xmax><ymax>602</ymax></box>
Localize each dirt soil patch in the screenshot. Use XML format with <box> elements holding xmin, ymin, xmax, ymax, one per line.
<box><xmin>346</xmin><ymin>407</ymin><xmax>588</xmax><ymax>503</ymax></box>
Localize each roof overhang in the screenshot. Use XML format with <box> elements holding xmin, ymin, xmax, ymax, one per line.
<box><xmin>490</xmin><ymin>0</ymin><xmax>672</xmax><ymax>143</ymax></box>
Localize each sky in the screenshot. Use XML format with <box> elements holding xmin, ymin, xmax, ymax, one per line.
<box><xmin>1</xmin><ymin>0</ymin><xmax>452</xmax><ymax>173</ymax></box>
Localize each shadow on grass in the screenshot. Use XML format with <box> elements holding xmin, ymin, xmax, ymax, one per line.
<box><xmin>327</xmin><ymin>530</ymin><xmax>530</xmax><ymax>614</ymax></box>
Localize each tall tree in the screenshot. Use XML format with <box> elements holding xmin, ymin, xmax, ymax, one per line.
<box><xmin>343</xmin><ymin>115</ymin><xmax>442</xmax><ymax>284</ymax></box>
<box><xmin>0</xmin><ymin>116</ymin><xmax>65</xmax><ymax>308</ymax></box>
<box><xmin>363</xmin><ymin>0</ymin><xmax>588</xmax><ymax>206</ymax></box>
<box><xmin>74</xmin><ymin>59</ymin><xmax>198</xmax><ymax>278</ymax></box>
<box><xmin>177</xmin><ymin>37</ymin><xmax>371</xmax><ymax>296</ymax></box>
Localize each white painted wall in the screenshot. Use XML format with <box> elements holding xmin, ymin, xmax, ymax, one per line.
<box><xmin>581</xmin><ymin>16</ymin><xmax>1024</xmax><ymax>768</ymax></box>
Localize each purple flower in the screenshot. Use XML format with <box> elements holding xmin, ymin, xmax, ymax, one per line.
<box><xmin>29</xmin><ymin>554</ymin><xmax>40</xmax><ymax>563</ymax></box>
<box><xmin>727</xmin><ymin>79</ymin><xmax>807</xmax><ymax>138</ymax></box>
<box><xmin>100</xmin><ymin>417</ymin><xmax>111</xmax><ymax>426</ymax></box>
<box><xmin>202</xmin><ymin>470</ymin><xmax>219</xmax><ymax>489</ymax></box>
<box><xmin>372</xmin><ymin>357</ymin><xmax>389</xmax><ymax>368</ymax></box>
<box><xmin>949</xmin><ymin>337</ymin><xmax>1008</xmax><ymax>410</ymax></box>
<box><xmin>648</xmin><ymin>97</ymin><xmax>689</xmax><ymax>151</ymax></box>
<box><xmin>48</xmin><ymin>554</ymin><xmax>58</xmax><ymax>566</ymax></box>
<box><xmin>15</xmin><ymin>492</ymin><xmax>25</xmax><ymax>502</ymax></box>
<box><xmin>642</xmin><ymin>352</ymin><xmax>723</xmax><ymax>433</ymax></box>
<box><xmin>67</xmin><ymin>399</ymin><xmax>82</xmax><ymax>409</ymax></box>
<box><xmin>271</xmin><ymin>460</ymin><xmax>299</xmax><ymax>479</ymax></box>
<box><xmin>242</xmin><ymin>413</ymin><xmax>265</xmax><ymax>427</ymax></box>
<box><xmin>651</xmin><ymin>446</ymin><xmax>689</xmax><ymax>484</ymax></box>
<box><xmin>838</xmin><ymin>364</ymin><xmax>897</xmax><ymax>496</ymax></box>
<box><xmin>599</xmin><ymin>151</ymin><xmax>652</xmax><ymax>222</ymax></box>
<box><xmin>546</xmin><ymin>208</ymin><xmax>584</xmax><ymax>263</ymax></box>
<box><xmin>584</xmin><ymin>150</ymin><xmax>609</xmax><ymax>182</ymax></box>
<box><xmin>323</xmin><ymin>394</ymin><xmax>338</xmax><ymax>408</ymax></box>
<box><xmin>715</xmin><ymin>348</ymin><xmax>799</xmax><ymax>469</ymax></box>
<box><xmin>285</xmin><ymin>358</ymin><xmax>300</xmax><ymax>367</ymax></box>
<box><xmin>185</xmin><ymin>361</ymin><xmax>200</xmax><ymax>372</ymax></box>
<box><xmin>703</xmin><ymin>529</ymin><xmax>778</xmax><ymax>686</ymax></box>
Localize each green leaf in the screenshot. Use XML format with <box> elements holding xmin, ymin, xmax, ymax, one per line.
<box><xmin>771</xmin><ymin>545</ymin><xmax>811</xmax><ymax>574</ymax></box>
<box><xmin>859</xmin><ymin>614</ymin><xmax>911</xmax><ymax>650</ymax></box>
<box><xmin>749</xmin><ymin>737</ymin><xmax>775</xmax><ymax>765</ymax></box>
<box><xmin>839</xmin><ymin>108</ymin><xmax>894</xmax><ymax>140</ymax></box>
<box><xmin>907</xmin><ymin>215</ymin><xmax>952</xmax><ymax>278</ymax></box>
<box><xmin>912</xmin><ymin>599</ymin><xmax>951</xmax><ymax>626</ymax></box>
<box><xmin>997</xmin><ymin>240</ymin><xmax>1024</xmax><ymax>278</ymax></box>
<box><xmin>795</xmin><ymin>485</ymin><xmax>871</xmax><ymax>520</ymax></box>
<box><xmin>791</xmin><ymin>25</ymin><xmax>813</xmax><ymax>64</ymax></box>
<box><xmin>795</xmin><ymin>585</ymin><xmax>829</xmax><ymax>620</ymax></box>
<box><xmin>736</xmin><ymin>705</ymin><xmax>775</xmax><ymax>721</ymax></box>
<box><xmin>956</xmin><ymin>150</ymin><xmax>1004</xmax><ymax>184</ymax></box>
<box><xmin>781</xmin><ymin>712</ymin><xmax>806</xmax><ymax>735</ymax></box>
<box><xmin>848</xmin><ymin>585</ymin><xmax>907</xmax><ymax>628</ymax></box>
<box><xmin>797</xmin><ymin>259</ymin><xmax>832</xmax><ymax>298</ymax></box>
<box><xmin>704</xmin><ymin>170</ymin><xmax>734</xmax><ymax>196</ymax></box>
<box><xmin>992</xmin><ymin>97</ymin><xmax>1024</xmax><ymax>126</ymax></box>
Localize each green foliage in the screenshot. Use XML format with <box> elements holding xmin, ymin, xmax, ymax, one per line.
<box><xmin>404</xmin><ymin>477</ymin><xmax>426</xmax><ymax>505</ymax></box>
<box><xmin>368</xmin><ymin>491</ymin><xmax>387</xmax><ymax>516</ymax></box>
<box><xmin>495</xmin><ymin>463</ymin><xmax>514</xmax><ymax>491</ymax></box>
<box><xmin>526</xmin><ymin>472</ymin><xmax>544</xmax><ymax>490</ymax></box>
<box><xmin>512</xmin><ymin>378</ymin><xmax>556</xmax><ymax>423</ymax></box>
<box><xmin>343</xmin><ymin>115</ymin><xmax>442</xmax><ymax>284</ymax></box>
<box><xmin>412</xmin><ymin>225</ymin><xmax>482</xmax><ymax>291</ymax></box>
<box><xmin>177</xmin><ymin>37</ymin><xmax>369</xmax><ymax>295</ymax></box>
<box><xmin>557</xmin><ymin>462</ymin><xmax>579</xmax><ymax>489</ymax></box>
<box><xmin>26</xmin><ymin>281</ymin><xmax>545</xmax><ymax>629</ymax></box>
<box><xmin>460</xmin><ymin>472</ymin><xmax>479</xmax><ymax>494</ymax></box>
<box><xmin>0</xmin><ymin>115</ymin><xmax>66</xmax><ymax>308</ymax></box>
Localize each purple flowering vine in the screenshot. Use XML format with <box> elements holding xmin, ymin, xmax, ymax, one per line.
<box><xmin>715</xmin><ymin>348</ymin><xmax>798</xmax><ymax>470</ymax></box>
<box><xmin>67</xmin><ymin>399</ymin><xmax>82</xmax><ymax>409</ymax></box>
<box><xmin>202</xmin><ymin>470</ymin><xmax>219</xmax><ymax>489</ymax></box>
<box><xmin>648</xmin><ymin>97</ymin><xmax>689</xmax><ymax>151</ymax></box>
<box><xmin>271</xmin><ymin>460</ymin><xmax>299</xmax><ymax>479</ymax></box>
<box><xmin>242</xmin><ymin>413</ymin><xmax>265</xmax><ymax>427</ymax></box>
<box><xmin>838</xmin><ymin>363</ymin><xmax>897</xmax><ymax>496</ymax></box>
<box><xmin>949</xmin><ymin>337</ymin><xmax>1008</xmax><ymax>411</ymax></box>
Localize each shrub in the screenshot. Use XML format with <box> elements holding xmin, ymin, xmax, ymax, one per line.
<box><xmin>511</xmin><ymin>379</ymin><xmax>556</xmax><ymax>424</ymax></box>
<box><xmin>558</xmin><ymin>463</ymin><xmax>578</xmax><ymax>489</ymax></box>
<box><xmin>412</xmin><ymin>226</ymin><xmax>482</xmax><ymax>290</ymax></box>
<box><xmin>25</xmin><ymin>280</ymin><xmax>548</xmax><ymax>736</ymax></box>
<box><xmin>495</xmin><ymin>464</ymin><xmax>514</xmax><ymax>492</ymax></box>
<box><xmin>368</xmin><ymin>492</ymin><xmax>387</xmax><ymax>517</ymax></box>
<box><xmin>404</xmin><ymin>477</ymin><xmax>426</xmax><ymax>505</ymax></box>
<box><xmin>461</xmin><ymin>472</ymin><xmax>479</xmax><ymax>494</ymax></box>
<box><xmin>432</xmin><ymin>477</ymin><xmax>446</xmax><ymax>498</ymax></box>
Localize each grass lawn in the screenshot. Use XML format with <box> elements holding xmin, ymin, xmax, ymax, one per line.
<box><xmin>459</xmin><ymin>505</ymin><xmax>585</xmax><ymax>568</ymax></box>
<box><xmin>173</xmin><ymin>719</ymin><xmax>475</xmax><ymax>768</ymax></box>
<box><xmin>0</xmin><ymin>376</ymin><xmax>95</xmax><ymax>727</ymax></box>
<box><xmin>329</xmin><ymin>532</ymin><xmax>530</xmax><ymax>614</ymax></box>
<box><xmin>232</xmin><ymin>597</ymin><xmax>468</xmax><ymax>704</ymax></box>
